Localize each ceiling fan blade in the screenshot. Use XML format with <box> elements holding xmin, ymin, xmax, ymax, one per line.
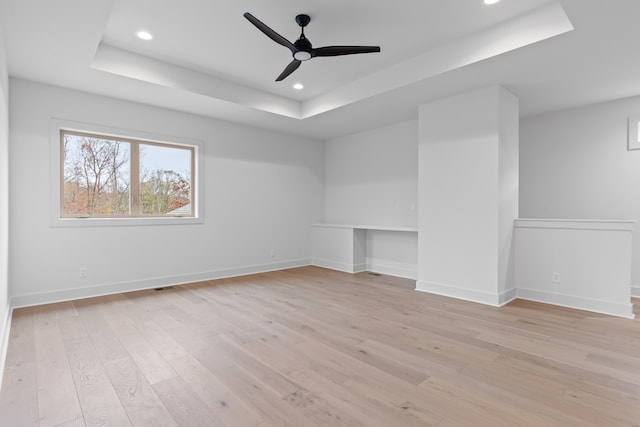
<box><xmin>244</xmin><ymin>12</ymin><xmax>296</xmax><ymax>52</ymax></box>
<box><xmin>276</xmin><ymin>60</ymin><xmax>302</xmax><ymax>81</ymax></box>
<box><xmin>312</xmin><ymin>46</ymin><xmax>381</xmax><ymax>57</ymax></box>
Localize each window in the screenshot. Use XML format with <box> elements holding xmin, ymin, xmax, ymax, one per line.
<box><xmin>60</xmin><ymin>129</ymin><xmax>196</xmax><ymax>219</ymax></box>
<box><xmin>628</xmin><ymin>116</ymin><xmax>640</xmax><ymax>150</ymax></box>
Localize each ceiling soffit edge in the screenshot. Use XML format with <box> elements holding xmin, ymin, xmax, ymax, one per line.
<box><xmin>90</xmin><ymin>1</ymin><xmax>572</xmax><ymax>121</ymax></box>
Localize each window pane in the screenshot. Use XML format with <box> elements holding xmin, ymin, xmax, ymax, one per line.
<box><xmin>62</xmin><ymin>134</ymin><xmax>131</xmax><ymax>216</ymax></box>
<box><xmin>139</xmin><ymin>143</ymin><xmax>192</xmax><ymax>216</ymax></box>
<box><xmin>59</xmin><ymin>129</ymin><xmax>197</xmax><ymax>220</ymax></box>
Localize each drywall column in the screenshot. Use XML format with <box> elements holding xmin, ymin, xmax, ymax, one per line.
<box><xmin>0</xmin><ymin>24</ymin><xmax>10</xmax><ymax>384</ymax></box>
<box><xmin>416</xmin><ymin>86</ymin><xmax>518</xmax><ymax>306</ymax></box>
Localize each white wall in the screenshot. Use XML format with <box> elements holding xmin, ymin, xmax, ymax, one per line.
<box><xmin>311</xmin><ymin>225</ymin><xmax>366</xmax><ymax>273</ymax></box>
<box><xmin>498</xmin><ymin>88</ymin><xmax>519</xmax><ymax>297</ymax></box>
<box><xmin>520</xmin><ymin>96</ymin><xmax>640</xmax><ymax>296</ymax></box>
<box><xmin>9</xmin><ymin>79</ymin><xmax>324</xmax><ymax>305</ymax></box>
<box><xmin>514</xmin><ymin>219</ymin><xmax>634</xmax><ymax>318</ymax></box>
<box><xmin>365</xmin><ymin>229</ymin><xmax>418</xmax><ymax>279</ymax></box>
<box><xmin>417</xmin><ymin>86</ymin><xmax>519</xmax><ymax>306</ymax></box>
<box><xmin>0</xmin><ymin>25</ymin><xmax>10</xmax><ymax>384</ymax></box>
<box><xmin>323</xmin><ymin>120</ymin><xmax>418</xmax><ymax>278</ymax></box>
<box><xmin>324</xmin><ymin>120</ymin><xmax>418</xmax><ymax>226</ymax></box>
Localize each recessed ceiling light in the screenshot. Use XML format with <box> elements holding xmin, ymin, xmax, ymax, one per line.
<box><xmin>293</xmin><ymin>83</ymin><xmax>304</xmax><ymax>90</ymax></box>
<box><xmin>484</xmin><ymin>0</ymin><xmax>501</xmax><ymax>4</ymax></box>
<box><xmin>136</xmin><ymin>30</ymin><xmax>153</xmax><ymax>41</ymax></box>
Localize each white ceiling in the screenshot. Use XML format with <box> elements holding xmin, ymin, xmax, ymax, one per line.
<box><xmin>2</xmin><ymin>0</ymin><xmax>640</xmax><ymax>139</ymax></box>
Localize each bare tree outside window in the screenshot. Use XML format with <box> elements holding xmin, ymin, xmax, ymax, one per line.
<box><xmin>63</xmin><ymin>134</ymin><xmax>130</xmax><ymax>215</ymax></box>
<box><xmin>61</xmin><ymin>130</ymin><xmax>194</xmax><ymax>218</ymax></box>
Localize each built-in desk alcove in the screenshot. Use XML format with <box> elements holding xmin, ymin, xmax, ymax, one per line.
<box><xmin>311</xmin><ymin>223</ymin><xmax>418</xmax><ymax>280</ymax></box>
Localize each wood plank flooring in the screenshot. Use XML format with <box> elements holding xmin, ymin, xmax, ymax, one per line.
<box><xmin>1</xmin><ymin>266</ymin><xmax>640</xmax><ymax>426</ymax></box>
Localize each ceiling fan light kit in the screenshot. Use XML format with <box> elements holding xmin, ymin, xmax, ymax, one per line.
<box><xmin>243</xmin><ymin>12</ymin><xmax>381</xmax><ymax>81</ymax></box>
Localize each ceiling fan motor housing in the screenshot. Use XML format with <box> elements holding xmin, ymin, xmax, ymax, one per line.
<box><xmin>294</xmin><ymin>36</ymin><xmax>313</xmax><ymax>60</ymax></box>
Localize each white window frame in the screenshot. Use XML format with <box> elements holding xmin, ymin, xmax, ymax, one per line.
<box><xmin>50</xmin><ymin>118</ymin><xmax>204</xmax><ymax>227</ymax></box>
<box><xmin>628</xmin><ymin>115</ymin><xmax>640</xmax><ymax>150</ymax></box>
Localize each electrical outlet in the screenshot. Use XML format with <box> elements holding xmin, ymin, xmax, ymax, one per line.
<box><xmin>552</xmin><ymin>272</ymin><xmax>560</xmax><ymax>284</ymax></box>
<box><xmin>270</xmin><ymin>249</ymin><xmax>276</xmax><ymax>258</ymax></box>
<box><xmin>79</xmin><ymin>267</ymin><xmax>87</xmax><ymax>278</ymax></box>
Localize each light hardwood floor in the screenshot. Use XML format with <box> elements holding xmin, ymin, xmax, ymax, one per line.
<box><xmin>1</xmin><ymin>266</ymin><xmax>640</xmax><ymax>426</ymax></box>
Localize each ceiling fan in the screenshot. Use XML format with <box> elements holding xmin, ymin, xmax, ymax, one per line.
<box><xmin>243</xmin><ymin>12</ymin><xmax>381</xmax><ymax>82</ymax></box>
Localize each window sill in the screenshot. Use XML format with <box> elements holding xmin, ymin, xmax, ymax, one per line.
<box><xmin>51</xmin><ymin>216</ymin><xmax>203</xmax><ymax>228</ymax></box>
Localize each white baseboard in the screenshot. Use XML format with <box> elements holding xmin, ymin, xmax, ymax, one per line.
<box><xmin>311</xmin><ymin>258</ymin><xmax>366</xmax><ymax>274</ymax></box>
<box><xmin>414</xmin><ymin>282</ymin><xmax>633</xmax><ymax>318</ymax></box>
<box><xmin>415</xmin><ymin>280</ymin><xmax>504</xmax><ymax>307</ymax></box>
<box><xmin>500</xmin><ymin>287</ymin><xmax>518</xmax><ymax>306</ymax></box>
<box><xmin>11</xmin><ymin>259</ymin><xmax>311</xmax><ymax>308</ymax></box>
<box><xmin>353</xmin><ymin>263</ymin><xmax>367</xmax><ymax>274</ymax></box>
<box><xmin>631</xmin><ymin>285</ymin><xmax>640</xmax><ymax>298</ymax></box>
<box><xmin>313</xmin><ymin>258</ymin><xmax>417</xmax><ymax>279</ymax></box>
<box><xmin>366</xmin><ymin>260</ymin><xmax>417</xmax><ymax>280</ymax></box>
<box><xmin>0</xmin><ymin>304</ymin><xmax>12</xmax><ymax>392</ymax></box>
<box><xmin>516</xmin><ymin>288</ymin><xmax>635</xmax><ymax>319</ymax></box>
